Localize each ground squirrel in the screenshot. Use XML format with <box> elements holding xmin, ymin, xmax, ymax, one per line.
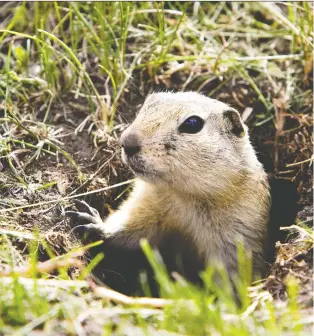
<box><xmin>68</xmin><ymin>92</ymin><xmax>293</xmax><ymax>295</ymax></box>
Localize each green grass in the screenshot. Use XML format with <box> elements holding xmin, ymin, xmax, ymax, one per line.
<box><xmin>0</xmin><ymin>1</ymin><xmax>312</xmax><ymax>176</ymax></box>
<box><xmin>0</xmin><ymin>229</ymin><xmax>312</xmax><ymax>335</ymax></box>
<box><xmin>0</xmin><ymin>1</ymin><xmax>313</xmax><ymax>335</ymax></box>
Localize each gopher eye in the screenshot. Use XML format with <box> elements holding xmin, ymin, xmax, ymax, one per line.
<box><xmin>179</xmin><ymin>116</ymin><xmax>204</xmax><ymax>134</ymax></box>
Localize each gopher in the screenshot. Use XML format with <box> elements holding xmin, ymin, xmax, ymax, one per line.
<box><xmin>67</xmin><ymin>92</ymin><xmax>296</xmax><ymax>296</ymax></box>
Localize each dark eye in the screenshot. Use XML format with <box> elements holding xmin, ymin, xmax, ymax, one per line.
<box><xmin>178</xmin><ymin>116</ymin><xmax>204</xmax><ymax>134</ymax></box>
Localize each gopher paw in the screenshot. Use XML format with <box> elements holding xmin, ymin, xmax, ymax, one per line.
<box><xmin>65</xmin><ymin>200</ymin><xmax>105</xmax><ymax>242</ymax></box>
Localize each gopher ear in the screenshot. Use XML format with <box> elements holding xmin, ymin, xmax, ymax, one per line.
<box><xmin>223</xmin><ymin>109</ymin><xmax>245</xmax><ymax>137</ymax></box>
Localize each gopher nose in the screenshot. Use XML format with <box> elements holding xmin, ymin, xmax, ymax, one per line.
<box><xmin>120</xmin><ymin>132</ymin><xmax>141</xmax><ymax>157</ymax></box>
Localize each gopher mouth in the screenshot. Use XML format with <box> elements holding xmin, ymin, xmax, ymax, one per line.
<box><xmin>129</xmin><ymin>161</ymin><xmax>145</xmax><ymax>175</ymax></box>
<box><xmin>129</xmin><ymin>159</ymin><xmax>151</xmax><ymax>176</ymax></box>
<box><xmin>128</xmin><ymin>158</ymin><xmax>160</xmax><ymax>180</ymax></box>
<box><xmin>121</xmin><ymin>150</ymin><xmax>159</xmax><ymax>179</ymax></box>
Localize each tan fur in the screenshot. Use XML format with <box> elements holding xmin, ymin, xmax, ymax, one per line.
<box><xmin>99</xmin><ymin>92</ymin><xmax>270</xmax><ymax>277</ymax></box>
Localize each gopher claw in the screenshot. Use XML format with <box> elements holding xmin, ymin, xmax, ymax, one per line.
<box><xmin>65</xmin><ymin>200</ymin><xmax>105</xmax><ymax>242</ymax></box>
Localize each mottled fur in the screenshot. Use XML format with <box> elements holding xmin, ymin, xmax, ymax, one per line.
<box><xmin>83</xmin><ymin>92</ymin><xmax>270</xmax><ymax>282</ymax></box>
